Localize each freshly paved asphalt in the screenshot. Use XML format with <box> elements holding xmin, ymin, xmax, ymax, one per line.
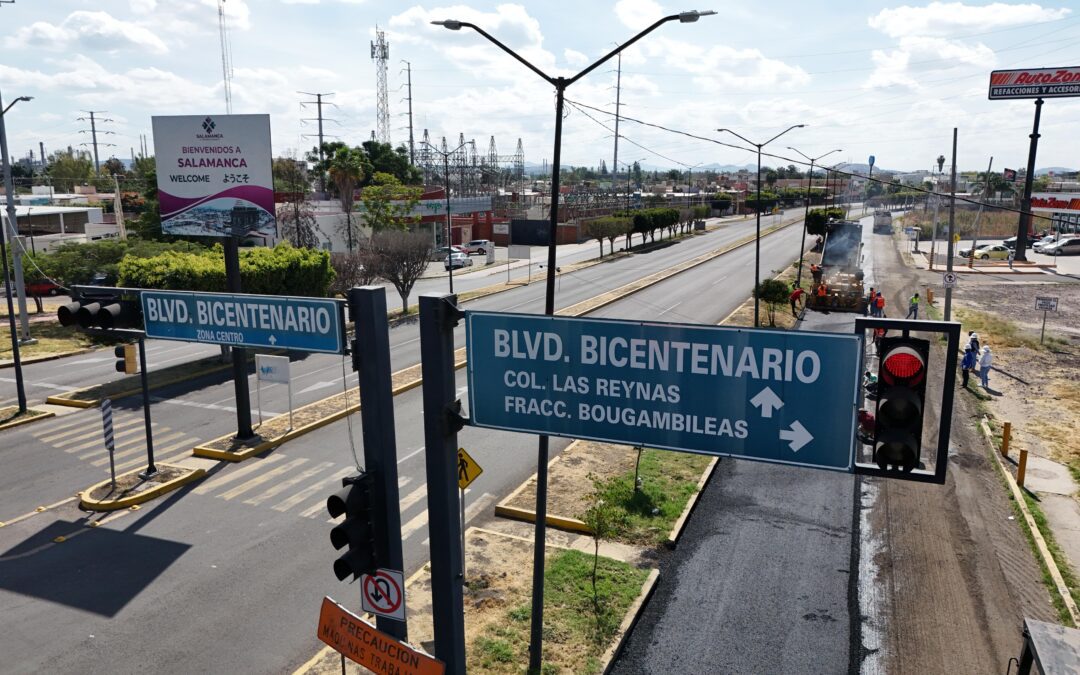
<box><xmin>0</xmin><ymin>213</ymin><xmax>811</xmax><ymax>672</ymax></box>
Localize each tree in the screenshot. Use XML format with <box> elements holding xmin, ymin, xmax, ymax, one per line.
<box><xmin>101</xmin><ymin>157</ymin><xmax>126</xmax><ymax>177</ymax></box>
<box><xmin>753</xmin><ymin>278</ymin><xmax>791</xmax><ymax>327</ymax></box>
<box><xmin>583</xmin><ymin>216</ymin><xmax>632</xmax><ymax>256</ymax></box>
<box><xmin>764</xmin><ymin>169</ymin><xmax>778</xmax><ymax>188</ymax></box>
<box><xmin>360</xmin><ymin>172</ymin><xmax>422</xmax><ymax>237</ymax></box>
<box><xmin>360</xmin><ymin>141</ymin><xmax>421</xmax><ymax>186</ymax></box>
<box><xmin>273</xmin><ymin>155</ymin><xmax>309</xmax><ymax>195</ymax></box>
<box><xmin>327</xmin><ymin>145</ymin><xmax>367</xmax><ymax>251</ymax></box>
<box><xmin>46</xmin><ymin>149</ymin><xmax>94</xmax><ymax>191</ymax></box>
<box><xmin>631</xmin><ymin>161</ymin><xmax>642</xmax><ymax>186</ymax></box>
<box><xmin>277</xmin><ymin>199</ymin><xmax>320</xmax><ymax>249</ymax></box>
<box><xmin>328</xmin><ymin>250</ymin><xmax>378</xmax><ymax>296</ymax></box>
<box><xmin>583</xmin><ymin>474</ymin><xmax>617</xmax><ymax>640</ymax></box>
<box><xmin>366</xmin><ymin>230</ymin><xmax>432</xmax><ymax>313</ymax></box>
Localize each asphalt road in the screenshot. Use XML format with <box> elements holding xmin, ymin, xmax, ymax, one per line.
<box><xmin>0</xmin><ymin>214</ymin><xmax>810</xmax><ymax>673</ymax></box>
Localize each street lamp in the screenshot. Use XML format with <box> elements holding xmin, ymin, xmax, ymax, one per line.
<box><xmin>716</xmin><ymin>124</ymin><xmax>805</xmax><ymax>327</ymax></box>
<box><xmin>0</xmin><ymin>90</ymin><xmax>33</xmax><ymax>414</ymax></box>
<box><xmin>433</xmin><ymin>11</ymin><xmax>716</xmax><ymax>673</ymax></box>
<box><xmin>421</xmin><ymin>139</ymin><xmax>473</xmax><ymax>293</ymax></box>
<box><xmin>787</xmin><ymin>146</ymin><xmax>841</xmax><ymax>289</ymax></box>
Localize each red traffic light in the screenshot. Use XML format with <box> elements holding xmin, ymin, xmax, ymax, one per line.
<box><xmin>881</xmin><ymin>345</ymin><xmax>925</xmax><ymax>386</ymax></box>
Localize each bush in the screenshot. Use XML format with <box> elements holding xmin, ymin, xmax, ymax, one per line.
<box><xmin>118</xmin><ymin>243</ymin><xmax>334</xmax><ymax>297</ymax></box>
<box><xmin>20</xmin><ymin>239</ymin><xmax>209</xmax><ymax>288</ymax></box>
<box><xmin>805</xmin><ymin>207</ymin><xmax>846</xmax><ymax>235</ymax></box>
<box><xmin>753</xmin><ymin>278</ymin><xmax>791</xmax><ymax>326</ymax></box>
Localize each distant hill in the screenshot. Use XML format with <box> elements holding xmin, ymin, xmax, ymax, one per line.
<box><xmin>1036</xmin><ymin>166</ymin><xmax>1076</xmax><ymax>176</ymax></box>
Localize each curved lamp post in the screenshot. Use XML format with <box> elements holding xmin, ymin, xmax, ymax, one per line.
<box><xmin>0</xmin><ymin>91</ymin><xmax>33</xmax><ymax>413</ymax></box>
<box><xmin>716</xmin><ymin>124</ymin><xmax>805</xmax><ymax>327</ymax></box>
<box><xmin>433</xmin><ymin>11</ymin><xmax>716</xmax><ymax>673</ymax></box>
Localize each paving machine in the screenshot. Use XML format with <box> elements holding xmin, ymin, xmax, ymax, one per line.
<box><xmin>808</xmin><ymin>220</ymin><xmax>866</xmax><ymax>313</ymax></box>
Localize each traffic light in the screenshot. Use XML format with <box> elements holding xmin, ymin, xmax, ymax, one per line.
<box><xmin>327</xmin><ymin>472</ymin><xmax>380</xmax><ymax>581</ymax></box>
<box><xmin>58</xmin><ymin>296</ymin><xmax>142</xmax><ymax>330</ymax></box>
<box><xmin>114</xmin><ymin>344</ymin><xmax>138</xmax><ymax>374</ymax></box>
<box><xmin>873</xmin><ymin>336</ymin><xmax>930</xmax><ymax>472</ymax></box>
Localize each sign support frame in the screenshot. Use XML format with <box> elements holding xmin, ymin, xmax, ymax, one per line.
<box><xmin>224</xmin><ymin>236</ymin><xmax>255</xmax><ymax>441</ymax></box>
<box><xmin>350</xmin><ymin>286</ymin><xmax>408</xmax><ymax>640</ymax></box>
<box><xmin>418</xmin><ymin>293</ymin><xmax>466</xmax><ymax>674</ymax></box>
<box><xmin>1015</xmin><ymin>97</ymin><xmax>1043</xmax><ymax>262</ymax></box>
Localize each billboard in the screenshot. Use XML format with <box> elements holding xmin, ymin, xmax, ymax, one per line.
<box><xmin>152</xmin><ymin>114</ymin><xmax>276</xmax><ymax>238</ymax></box>
<box><xmin>1030</xmin><ymin>193</ymin><xmax>1080</xmax><ymax>213</ymax></box>
<box><xmin>988</xmin><ymin>67</ymin><xmax>1080</xmax><ymax>100</ymax></box>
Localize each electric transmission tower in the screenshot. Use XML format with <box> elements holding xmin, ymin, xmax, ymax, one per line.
<box><xmin>299</xmin><ymin>91</ymin><xmax>338</xmax><ymax>191</ymax></box>
<box><xmin>371</xmin><ymin>26</ymin><xmax>390</xmax><ymax>145</ymax></box>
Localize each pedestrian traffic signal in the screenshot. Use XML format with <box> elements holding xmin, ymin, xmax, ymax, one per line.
<box><xmin>114</xmin><ymin>344</ymin><xmax>138</xmax><ymax>374</ymax></box>
<box><xmin>327</xmin><ymin>472</ymin><xmax>380</xmax><ymax>581</ymax></box>
<box><xmin>873</xmin><ymin>336</ymin><xmax>930</xmax><ymax>472</ymax></box>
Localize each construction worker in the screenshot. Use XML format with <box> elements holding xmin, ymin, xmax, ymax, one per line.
<box><xmin>789</xmin><ymin>286</ymin><xmax>806</xmax><ymax>318</ymax></box>
<box><xmin>810</xmin><ymin>263</ymin><xmax>823</xmax><ymax>284</ymax></box>
<box><xmin>906</xmin><ymin>292</ymin><xmax>920</xmax><ymax>319</ymax></box>
<box><xmin>865</xmin><ymin>287</ymin><xmax>875</xmax><ymax>316</ymax></box>
<box><xmin>816</xmin><ymin>283</ymin><xmax>828</xmax><ymax>304</ymax></box>
<box><xmin>874</xmin><ymin>291</ymin><xmax>886</xmax><ymax>317</ymax></box>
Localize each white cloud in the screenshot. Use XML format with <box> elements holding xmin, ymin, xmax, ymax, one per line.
<box><xmin>868</xmin><ymin>2</ymin><xmax>1070</xmax><ymax>39</ymax></box>
<box><xmin>5</xmin><ymin>11</ymin><xmax>169</xmax><ymax>54</ymax></box>
<box><xmin>614</xmin><ymin>0</ymin><xmax>665</xmax><ymax>29</ymax></box>
<box><xmin>564</xmin><ymin>48</ymin><xmax>588</xmax><ymax>67</ymax></box>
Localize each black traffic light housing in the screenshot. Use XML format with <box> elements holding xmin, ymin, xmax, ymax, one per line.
<box><xmin>114</xmin><ymin>344</ymin><xmax>138</xmax><ymax>374</ymax></box>
<box><xmin>873</xmin><ymin>336</ymin><xmax>930</xmax><ymax>472</ymax></box>
<box><xmin>58</xmin><ymin>290</ymin><xmax>143</xmax><ymax>331</ymax></box>
<box><xmin>327</xmin><ymin>472</ymin><xmax>380</xmax><ymax>581</ymax></box>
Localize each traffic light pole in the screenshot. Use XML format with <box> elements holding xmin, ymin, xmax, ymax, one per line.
<box><xmin>224</xmin><ymin>237</ymin><xmax>254</xmax><ymax>440</ymax></box>
<box><xmin>349</xmin><ymin>286</ymin><xmax>407</xmax><ymax>640</ymax></box>
<box><xmin>137</xmin><ymin>336</ymin><xmax>157</xmax><ymax>479</ymax></box>
<box><xmin>418</xmin><ymin>293</ymin><xmax>466</xmax><ymax>675</ymax></box>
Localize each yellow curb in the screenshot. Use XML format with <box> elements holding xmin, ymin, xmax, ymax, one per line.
<box><xmin>44</xmin><ymin>395</ymin><xmax>98</xmax><ymax>408</ymax></box>
<box><xmin>0</xmin><ymin>408</ymin><xmax>56</xmax><ymax>431</ymax></box>
<box><xmin>665</xmin><ymin>457</ymin><xmax>719</xmax><ymax>548</ymax></box>
<box><xmin>980</xmin><ymin>416</ymin><xmax>1080</xmax><ymax>625</ymax></box>
<box><xmin>599</xmin><ymin>567</ymin><xmax>660</xmax><ymax>674</ymax></box>
<box><xmin>194</xmin><ymin>401</ymin><xmax>358</xmax><ymax>461</ymax></box>
<box><xmin>79</xmin><ymin>464</ymin><xmax>207</xmax><ymax>512</ymax></box>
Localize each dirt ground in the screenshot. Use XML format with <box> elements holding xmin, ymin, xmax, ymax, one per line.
<box><xmin>865</xmin><ymin>230</ymin><xmax>1060</xmax><ymax>673</ymax></box>
<box><xmin>949</xmin><ymin>279</ymin><xmax>1080</xmax><ymax>470</ymax></box>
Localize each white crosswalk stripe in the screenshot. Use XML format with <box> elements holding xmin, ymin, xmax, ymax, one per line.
<box><xmin>399</xmin><ymin>484</ymin><xmax>427</xmax><ymax>513</ymax></box>
<box><xmin>91</xmin><ymin>431</ymin><xmax>187</xmax><ymax>466</ymax></box>
<box><xmin>191</xmin><ymin>454</ymin><xmax>286</xmax><ymax>495</ymax></box>
<box><xmin>218</xmin><ymin>458</ymin><xmax>310</xmax><ymax>501</ymax></box>
<box><xmin>421</xmin><ymin>492</ymin><xmax>496</xmax><ymax>547</ymax></box>
<box><xmin>40</xmin><ymin>416</ymin><xmax>140</xmax><ymax>445</ymax></box>
<box><xmin>295</xmin><ymin>467</ymin><xmax>356</xmax><ymax>518</ymax></box>
<box><xmin>78</xmin><ymin>428</ymin><xmax>166</xmax><ymax>459</ymax></box>
<box><xmin>243</xmin><ymin>461</ymin><xmax>336</xmax><ymax>507</ymax></box>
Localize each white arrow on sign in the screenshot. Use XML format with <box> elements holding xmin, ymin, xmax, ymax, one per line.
<box><xmin>749</xmin><ymin>386</ymin><xmax>784</xmax><ymax>418</ymax></box>
<box><xmin>779</xmin><ymin>421</ymin><xmax>813</xmax><ymax>452</ymax></box>
<box><xmin>268</xmin><ymin>335</ymin><xmax>278</xmax><ymax>345</ymax></box>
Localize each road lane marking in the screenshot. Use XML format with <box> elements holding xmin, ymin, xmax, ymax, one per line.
<box><xmin>90</xmin><ymin>431</ymin><xmax>187</xmax><ymax>465</ymax></box>
<box><xmin>399</xmin><ymin>485</ymin><xmax>427</xmax><ymax>513</ymax></box>
<box><xmin>192</xmin><ymin>454</ymin><xmax>286</xmax><ymax>495</ymax></box>
<box><xmin>244</xmin><ymin>461</ymin><xmax>336</xmax><ymax>506</ymax></box>
<box><xmin>39</xmin><ymin>416</ymin><xmax>140</xmax><ymax>444</ymax></box>
<box><xmin>280</xmin><ymin>467</ymin><xmax>355</xmax><ymax>515</ymax></box>
<box><xmin>218</xmin><ymin>458</ymin><xmax>310</xmax><ymax>501</ymax></box>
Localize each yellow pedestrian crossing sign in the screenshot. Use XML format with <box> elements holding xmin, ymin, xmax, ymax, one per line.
<box><xmin>457</xmin><ymin>447</ymin><xmax>482</xmax><ymax>490</ymax></box>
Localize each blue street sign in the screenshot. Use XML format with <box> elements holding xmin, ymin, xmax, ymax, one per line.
<box><xmin>141</xmin><ymin>290</ymin><xmax>345</xmax><ymax>354</ymax></box>
<box><xmin>466</xmin><ymin>312</ymin><xmax>862</xmax><ymax>472</ymax></box>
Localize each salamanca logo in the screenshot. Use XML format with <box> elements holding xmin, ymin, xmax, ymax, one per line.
<box><xmin>196</xmin><ymin>116</ymin><xmax>223</xmax><ymax>140</ymax></box>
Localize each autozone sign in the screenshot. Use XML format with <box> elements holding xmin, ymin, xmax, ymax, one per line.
<box><xmin>1030</xmin><ymin>193</ymin><xmax>1080</xmax><ymax>213</ymax></box>
<box><xmin>989</xmin><ymin>67</ymin><xmax>1080</xmax><ymax>99</ymax></box>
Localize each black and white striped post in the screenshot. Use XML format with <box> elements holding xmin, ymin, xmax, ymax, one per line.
<box><xmin>101</xmin><ymin>398</ymin><xmax>116</xmax><ymax>488</ymax></box>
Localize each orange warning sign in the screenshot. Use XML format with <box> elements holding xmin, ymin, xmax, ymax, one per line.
<box><xmin>317</xmin><ymin>597</ymin><xmax>444</xmax><ymax>675</ymax></box>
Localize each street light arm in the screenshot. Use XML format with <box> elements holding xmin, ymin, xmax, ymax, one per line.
<box><xmin>716</xmin><ymin>128</ymin><xmax>758</xmax><ymax>149</ymax></box>
<box><xmin>567</xmin><ymin>14</ymin><xmax>682</xmax><ymax>86</ymax></box>
<box><xmin>762</xmin><ymin>124</ymin><xmax>806</xmax><ymax>148</ymax></box>
<box><xmin>436</xmin><ymin>21</ymin><xmax>555</xmax><ymax>85</ymax></box>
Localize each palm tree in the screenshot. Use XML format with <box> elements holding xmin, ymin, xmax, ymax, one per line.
<box><xmin>971</xmin><ymin>171</ymin><xmax>1015</xmax><ymax>204</ymax></box>
<box><xmin>327</xmin><ymin>146</ymin><xmax>367</xmax><ymax>251</ymax></box>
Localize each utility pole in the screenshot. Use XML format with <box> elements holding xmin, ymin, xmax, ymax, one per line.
<box><xmin>402</xmin><ymin>61</ymin><xmax>415</xmax><ymax>164</ymax></box>
<box><xmin>945</xmin><ymin>129</ymin><xmax>958</xmax><ymax>321</ymax></box>
<box><xmin>218</xmin><ymin>0</ymin><xmax>234</xmax><ymax>113</ymax></box>
<box><xmin>612</xmin><ymin>52</ymin><xmax>622</xmax><ymax>197</ymax></box>
<box><xmin>299</xmin><ymin>91</ymin><xmax>336</xmax><ymax>193</ymax></box>
<box><xmin>77</xmin><ymin>111</ymin><xmax>116</xmax><ymax>174</ymax></box>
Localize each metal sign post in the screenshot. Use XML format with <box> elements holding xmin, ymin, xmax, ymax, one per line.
<box><xmin>136</xmin><ymin>338</ymin><xmax>157</xmax><ymax>480</ymax></box>
<box><xmin>1035</xmin><ymin>296</ymin><xmax>1059</xmax><ymax>344</ymax></box>
<box><xmin>101</xmin><ymin>399</ymin><xmax>116</xmax><ymax>488</ymax></box>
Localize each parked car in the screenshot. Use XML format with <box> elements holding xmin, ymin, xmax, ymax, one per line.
<box><xmin>971</xmin><ymin>244</ymin><xmax>1011</xmax><ymax>260</ymax></box>
<box><xmin>430</xmin><ymin>245</ymin><xmax>466</xmax><ymax>261</ymax></box>
<box><xmin>1046</xmin><ymin>237</ymin><xmax>1080</xmax><ymax>256</ymax></box>
<box><xmin>1032</xmin><ymin>235</ymin><xmax>1059</xmax><ymax>253</ymax></box>
<box><xmin>444</xmin><ymin>252</ymin><xmax>473</xmax><ymax>270</ymax></box>
<box><xmin>1002</xmin><ymin>236</ymin><xmax>1017</xmax><ymax>249</ymax></box>
<box><xmin>25</xmin><ymin>279</ymin><xmax>61</xmax><ymax>296</ymax></box>
<box><xmin>462</xmin><ymin>239</ymin><xmax>493</xmax><ymax>256</ymax></box>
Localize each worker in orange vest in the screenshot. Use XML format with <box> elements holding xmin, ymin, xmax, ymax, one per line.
<box><xmin>873</xmin><ymin>291</ymin><xmax>886</xmax><ymax>317</ymax></box>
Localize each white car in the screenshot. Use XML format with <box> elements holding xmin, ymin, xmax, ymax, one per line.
<box><xmin>444</xmin><ymin>252</ymin><xmax>474</xmax><ymax>270</ymax></box>
<box><xmin>1032</xmin><ymin>235</ymin><xmax>1058</xmax><ymax>253</ymax></box>
<box><xmin>462</xmin><ymin>239</ymin><xmax>493</xmax><ymax>255</ymax></box>
<box><xmin>1046</xmin><ymin>237</ymin><xmax>1080</xmax><ymax>256</ymax></box>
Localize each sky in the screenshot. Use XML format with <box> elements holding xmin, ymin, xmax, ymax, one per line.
<box><xmin>2</xmin><ymin>0</ymin><xmax>1080</xmax><ymax>175</ymax></box>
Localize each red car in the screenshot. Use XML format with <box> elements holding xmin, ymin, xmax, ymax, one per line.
<box><xmin>25</xmin><ymin>279</ymin><xmax>62</xmax><ymax>296</ymax></box>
